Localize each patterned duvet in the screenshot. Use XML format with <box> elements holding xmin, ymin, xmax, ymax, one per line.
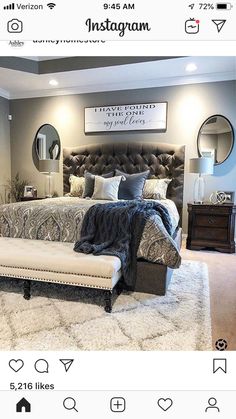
<box><xmin>0</xmin><ymin>197</ymin><xmax>181</xmax><ymax>268</ymax></box>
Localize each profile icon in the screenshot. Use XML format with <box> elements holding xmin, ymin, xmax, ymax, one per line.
<box><xmin>205</xmin><ymin>397</ymin><xmax>220</xmax><ymax>413</ymax></box>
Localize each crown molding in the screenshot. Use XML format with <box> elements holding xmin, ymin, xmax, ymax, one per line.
<box><xmin>0</xmin><ymin>88</ymin><xmax>10</xmax><ymax>99</ymax></box>
<box><xmin>6</xmin><ymin>70</ymin><xmax>236</xmax><ymax>100</ymax></box>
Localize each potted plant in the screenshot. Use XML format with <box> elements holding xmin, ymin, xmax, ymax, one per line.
<box><xmin>7</xmin><ymin>172</ymin><xmax>30</xmax><ymax>202</ymax></box>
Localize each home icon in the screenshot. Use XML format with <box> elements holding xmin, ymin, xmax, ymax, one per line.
<box><xmin>16</xmin><ymin>397</ymin><xmax>31</xmax><ymax>413</ymax></box>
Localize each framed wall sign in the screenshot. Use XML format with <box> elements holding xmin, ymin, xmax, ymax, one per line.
<box><xmin>84</xmin><ymin>102</ymin><xmax>167</xmax><ymax>133</ymax></box>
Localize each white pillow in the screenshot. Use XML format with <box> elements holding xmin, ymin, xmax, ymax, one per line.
<box><xmin>92</xmin><ymin>175</ymin><xmax>123</xmax><ymax>201</ymax></box>
<box><xmin>69</xmin><ymin>175</ymin><xmax>85</xmax><ymax>197</ymax></box>
<box><xmin>143</xmin><ymin>178</ymin><xmax>172</xmax><ymax>200</ymax></box>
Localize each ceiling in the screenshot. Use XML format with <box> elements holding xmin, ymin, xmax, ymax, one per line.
<box><xmin>0</xmin><ymin>56</ymin><xmax>235</xmax><ymax>100</ymax></box>
<box><xmin>202</xmin><ymin>116</ymin><xmax>232</xmax><ymax>134</ymax></box>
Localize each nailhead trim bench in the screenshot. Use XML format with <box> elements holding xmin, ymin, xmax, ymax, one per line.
<box><xmin>0</xmin><ymin>237</ymin><xmax>123</xmax><ymax>313</ymax></box>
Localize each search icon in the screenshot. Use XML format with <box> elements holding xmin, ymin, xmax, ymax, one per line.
<box><xmin>63</xmin><ymin>397</ymin><xmax>78</xmax><ymax>412</ymax></box>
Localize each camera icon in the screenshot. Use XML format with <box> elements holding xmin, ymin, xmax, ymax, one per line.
<box><xmin>7</xmin><ymin>19</ymin><xmax>23</xmax><ymax>33</ymax></box>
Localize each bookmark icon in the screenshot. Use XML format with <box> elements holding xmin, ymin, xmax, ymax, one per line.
<box><xmin>213</xmin><ymin>358</ymin><xmax>227</xmax><ymax>374</ymax></box>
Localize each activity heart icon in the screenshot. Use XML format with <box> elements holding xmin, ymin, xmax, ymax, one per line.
<box><xmin>157</xmin><ymin>398</ymin><xmax>173</xmax><ymax>411</ymax></box>
<box><xmin>9</xmin><ymin>359</ymin><xmax>24</xmax><ymax>372</ymax></box>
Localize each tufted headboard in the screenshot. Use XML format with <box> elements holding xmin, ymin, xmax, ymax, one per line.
<box><xmin>63</xmin><ymin>142</ymin><xmax>185</xmax><ymax>221</ymax></box>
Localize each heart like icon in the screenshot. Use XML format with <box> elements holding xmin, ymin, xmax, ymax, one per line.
<box><xmin>157</xmin><ymin>398</ymin><xmax>173</xmax><ymax>412</ymax></box>
<box><xmin>9</xmin><ymin>359</ymin><xmax>24</xmax><ymax>372</ymax></box>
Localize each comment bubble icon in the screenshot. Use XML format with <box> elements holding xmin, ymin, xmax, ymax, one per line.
<box><xmin>34</xmin><ymin>359</ymin><xmax>49</xmax><ymax>374</ymax></box>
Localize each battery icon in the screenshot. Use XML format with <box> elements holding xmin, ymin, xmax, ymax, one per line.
<box><xmin>216</xmin><ymin>3</ymin><xmax>233</xmax><ymax>9</ymax></box>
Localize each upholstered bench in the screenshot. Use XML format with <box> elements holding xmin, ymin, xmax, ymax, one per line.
<box><xmin>0</xmin><ymin>237</ymin><xmax>122</xmax><ymax>312</ymax></box>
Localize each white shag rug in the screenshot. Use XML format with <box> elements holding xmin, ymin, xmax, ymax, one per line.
<box><xmin>0</xmin><ymin>260</ymin><xmax>212</xmax><ymax>351</ymax></box>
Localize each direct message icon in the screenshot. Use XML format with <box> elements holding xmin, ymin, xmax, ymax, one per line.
<box><xmin>60</xmin><ymin>359</ymin><xmax>74</xmax><ymax>372</ymax></box>
<box><xmin>213</xmin><ymin>359</ymin><xmax>227</xmax><ymax>374</ymax></box>
<box><xmin>212</xmin><ymin>19</ymin><xmax>226</xmax><ymax>33</ymax></box>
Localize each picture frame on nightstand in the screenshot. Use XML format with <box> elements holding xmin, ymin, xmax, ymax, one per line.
<box><xmin>221</xmin><ymin>191</ymin><xmax>235</xmax><ymax>203</ymax></box>
<box><xmin>24</xmin><ymin>186</ymin><xmax>34</xmax><ymax>197</ymax></box>
<box><xmin>24</xmin><ymin>186</ymin><xmax>37</xmax><ymax>198</ymax></box>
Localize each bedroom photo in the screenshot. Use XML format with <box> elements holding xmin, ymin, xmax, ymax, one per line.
<box><xmin>0</xmin><ymin>56</ymin><xmax>235</xmax><ymax>351</ymax></box>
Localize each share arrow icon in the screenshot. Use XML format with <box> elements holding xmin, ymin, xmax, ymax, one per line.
<box><xmin>212</xmin><ymin>19</ymin><xmax>226</xmax><ymax>33</ymax></box>
<box><xmin>60</xmin><ymin>359</ymin><xmax>74</xmax><ymax>372</ymax></box>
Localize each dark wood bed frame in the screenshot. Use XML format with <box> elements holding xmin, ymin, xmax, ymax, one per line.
<box><xmin>63</xmin><ymin>142</ymin><xmax>185</xmax><ymax>298</ymax></box>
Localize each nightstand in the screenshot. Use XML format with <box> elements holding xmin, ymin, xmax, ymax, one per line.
<box><xmin>187</xmin><ymin>203</ymin><xmax>236</xmax><ymax>253</ymax></box>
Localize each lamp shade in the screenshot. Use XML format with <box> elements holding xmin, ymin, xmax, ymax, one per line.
<box><xmin>189</xmin><ymin>157</ymin><xmax>214</xmax><ymax>175</ymax></box>
<box><xmin>39</xmin><ymin>159</ymin><xmax>59</xmax><ymax>173</ymax></box>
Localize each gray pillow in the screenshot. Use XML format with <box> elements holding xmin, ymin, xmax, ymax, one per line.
<box><xmin>83</xmin><ymin>171</ymin><xmax>113</xmax><ymax>198</ymax></box>
<box><xmin>115</xmin><ymin>169</ymin><xmax>150</xmax><ymax>200</ymax></box>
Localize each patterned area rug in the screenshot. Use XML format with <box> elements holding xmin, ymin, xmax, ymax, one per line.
<box><xmin>0</xmin><ymin>260</ymin><xmax>212</xmax><ymax>350</ymax></box>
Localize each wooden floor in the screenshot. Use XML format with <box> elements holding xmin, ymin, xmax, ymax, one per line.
<box><xmin>181</xmin><ymin>240</ymin><xmax>236</xmax><ymax>350</ymax></box>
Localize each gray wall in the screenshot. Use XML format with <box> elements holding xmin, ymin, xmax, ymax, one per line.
<box><xmin>10</xmin><ymin>80</ymin><xmax>236</xmax><ymax>232</ymax></box>
<box><xmin>0</xmin><ymin>96</ymin><xmax>11</xmax><ymax>203</ymax></box>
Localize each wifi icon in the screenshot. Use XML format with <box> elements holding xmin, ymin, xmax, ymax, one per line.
<box><xmin>47</xmin><ymin>2</ymin><xmax>56</xmax><ymax>9</ymax></box>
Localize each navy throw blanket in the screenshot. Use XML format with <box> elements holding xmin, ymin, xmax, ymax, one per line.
<box><xmin>74</xmin><ymin>201</ymin><xmax>172</xmax><ymax>289</ymax></box>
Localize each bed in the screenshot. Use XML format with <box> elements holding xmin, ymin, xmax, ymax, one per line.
<box><xmin>64</xmin><ymin>141</ymin><xmax>185</xmax><ymax>294</ymax></box>
<box><xmin>0</xmin><ymin>142</ymin><xmax>185</xmax><ymax>301</ymax></box>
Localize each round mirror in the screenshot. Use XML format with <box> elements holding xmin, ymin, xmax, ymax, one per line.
<box><xmin>35</xmin><ymin>124</ymin><xmax>60</xmax><ymax>161</ymax></box>
<box><xmin>197</xmin><ymin>115</ymin><xmax>234</xmax><ymax>165</ymax></box>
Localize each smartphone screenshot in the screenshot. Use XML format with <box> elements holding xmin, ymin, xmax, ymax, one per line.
<box><xmin>0</xmin><ymin>1</ymin><xmax>235</xmax><ymax>417</ymax></box>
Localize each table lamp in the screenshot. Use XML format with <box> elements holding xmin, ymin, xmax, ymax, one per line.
<box><xmin>39</xmin><ymin>159</ymin><xmax>59</xmax><ymax>198</ymax></box>
<box><xmin>189</xmin><ymin>157</ymin><xmax>214</xmax><ymax>204</ymax></box>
